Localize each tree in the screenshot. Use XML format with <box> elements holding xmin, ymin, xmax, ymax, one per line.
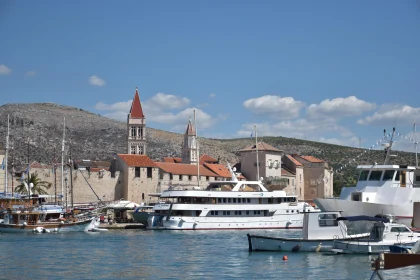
<box><xmin>15</xmin><ymin>172</ymin><xmax>52</xmax><ymax>195</ymax></box>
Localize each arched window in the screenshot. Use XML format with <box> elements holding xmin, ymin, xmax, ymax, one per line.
<box><xmin>131</xmin><ymin>144</ymin><xmax>136</xmax><ymax>154</ymax></box>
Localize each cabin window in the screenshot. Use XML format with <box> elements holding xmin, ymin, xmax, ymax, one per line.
<box><xmin>147</xmin><ymin>167</ymin><xmax>152</xmax><ymax>178</ymax></box>
<box><xmin>369</xmin><ymin>171</ymin><xmax>382</xmax><ymax>181</ymax></box>
<box><xmin>223</xmin><ymin>198</ymin><xmax>226</xmax><ymax>203</ymax></box>
<box><xmin>383</xmin><ymin>170</ymin><xmax>394</xmax><ymax>181</ymax></box>
<box><xmin>318</xmin><ymin>214</ymin><xmax>338</xmax><ymax>227</ymax></box>
<box><xmin>218</xmin><ymin>198</ymin><xmax>221</xmax><ymax>203</ymax></box>
<box><xmin>227</xmin><ymin>211</ymin><xmax>230</xmax><ymax>215</ymax></box>
<box><xmin>390</xmin><ymin>226</ymin><xmax>410</xmax><ymax>233</ymax></box>
<box><xmin>135</xmin><ymin>167</ymin><xmax>140</xmax><ymax>177</ymax></box>
<box><xmin>395</xmin><ymin>171</ymin><xmax>400</xmax><ymax>181</ymax></box>
<box><xmin>246</xmin><ymin>211</ymin><xmax>249</xmax><ymax>215</ymax></box>
<box><xmin>223</xmin><ymin>211</ymin><xmax>227</xmax><ymax>216</ymax></box>
<box><xmin>359</xmin><ymin>170</ymin><xmax>369</xmax><ymax>181</ymax></box>
<box><xmin>228</xmin><ymin>198</ymin><xmax>231</xmax><ymax>203</ymax></box>
<box><xmin>233</xmin><ymin>198</ymin><xmax>236</xmax><ymax>203</ymax></box>
<box><xmin>247</xmin><ymin>198</ymin><xmax>251</xmax><ymax>203</ymax></box>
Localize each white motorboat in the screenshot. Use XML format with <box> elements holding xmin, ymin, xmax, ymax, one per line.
<box><xmin>332</xmin><ymin>215</ymin><xmax>420</xmax><ymax>254</ymax></box>
<box><xmin>247</xmin><ymin>211</ymin><xmax>370</xmax><ymax>252</ymax></box>
<box><xmin>147</xmin><ymin>164</ymin><xmax>318</xmax><ymax>230</ymax></box>
<box><xmin>314</xmin><ymin>128</ymin><xmax>420</xmax><ymax>227</ymax></box>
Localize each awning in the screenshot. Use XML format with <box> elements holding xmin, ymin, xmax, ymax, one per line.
<box><xmin>108</xmin><ymin>200</ymin><xmax>140</xmax><ymax>209</ymax></box>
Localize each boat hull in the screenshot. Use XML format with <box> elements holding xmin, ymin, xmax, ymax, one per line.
<box><xmin>147</xmin><ymin>214</ymin><xmax>303</xmax><ymax>230</ymax></box>
<box><xmin>131</xmin><ymin>211</ymin><xmax>151</xmax><ymax>225</ymax></box>
<box><xmin>332</xmin><ymin>240</ymin><xmax>418</xmax><ymax>254</ymax></box>
<box><xmin>247</xmin><ymin>234</ymin><xmax>334</xmax><ymax>252</ymax></box>
<box><xmin>0</xmin><ymin>218</ymin><xmax>95</xmax><ymax>233</ymax></box>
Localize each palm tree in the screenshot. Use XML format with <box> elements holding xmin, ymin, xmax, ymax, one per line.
<box><xmin>15</xmin><ymin>172</ymin><xmax>52</xmax><ymax>195</ymax></box>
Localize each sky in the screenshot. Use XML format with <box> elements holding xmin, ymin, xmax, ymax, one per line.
<box><xmin>1</xmin><ymin>1</ymin><xmax>420</xmax><ymax>152</ymax></box>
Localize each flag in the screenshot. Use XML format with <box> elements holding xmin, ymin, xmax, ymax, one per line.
<box><xmin>250</xmin><ymin>132</ymin><xmax>253</xmax><ymax>139</ymax></box>
<box><xmin>1</xmin><ymin>158</ymin><xmax>4</xmax><ymax>170</ymax></box>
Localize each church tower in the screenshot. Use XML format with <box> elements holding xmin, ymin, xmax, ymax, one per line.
<box><xmin>181</xmin><ymin>119</ymin><xmax>199</xmax><ymax>165</ymax></box>
<box><xmin>127</xmin><ymin>87</ymin><xmax>146</xmax><ymax>155</ymax></box>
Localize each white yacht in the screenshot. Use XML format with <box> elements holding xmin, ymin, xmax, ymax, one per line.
<box><xmin>314</xmin><ymin>128</ymin><xmax>420</xmax><ymax>227</ymax></box>
<box><xmin>147</xmin><ymin>167</ymin><xmax>318</xmax><ymax>230</ymax></box>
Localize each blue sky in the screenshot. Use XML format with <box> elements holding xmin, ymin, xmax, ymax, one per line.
<box><xmin>1</xmin><ymin>1</ymin><xmax>420</xmax><ymax>152</ymax></box>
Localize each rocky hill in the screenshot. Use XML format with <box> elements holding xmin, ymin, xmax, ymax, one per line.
<box><xmin>0</xmin><ymin>103</ymin><xmax>418</xmax><ymax>193</ymax></box>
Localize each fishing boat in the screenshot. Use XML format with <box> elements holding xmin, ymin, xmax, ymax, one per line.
<box><xmin>247</xmin><ymin>211</ymin><xmax>370</xmax><ymax>252</ymax></box>
<box><xmin>331</xmin><ymin>215</ymin><xmax>420</xmax><ymax>254</ymax></box>
<box><xmin>314</xmin><ymin>128</ymin><xmax>420</xmax><ymax>227</ymax></box>
<box><xmin>0</xmin><ymin>208</ymin><xmax>95</xmax><ymax>233</ymax></box>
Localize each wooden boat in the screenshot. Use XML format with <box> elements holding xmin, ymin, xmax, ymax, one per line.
<box><xmin>0</xmin><ymin>209</ymin><xmax>95</xmax><ymax>233</ymax></box>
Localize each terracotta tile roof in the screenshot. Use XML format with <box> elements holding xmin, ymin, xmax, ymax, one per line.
<box><xmin>299</xmin><ymin>155</ymin><xmax>325</xmax><ymax>163</ymax></box>
<box><xmin>163</xmin><ymin>157</ymin><xmax>182</xmax><ymax>163</ymax></box>
<box><xmin>285</xmin><ymin>154</ymin><xmax>303</xmax><ymax>166</ymax></box>
<box><xmin>238</xmin><ymin>141</ymin><xmax>282</xmax><ymax>152</ymax></box>
<box><xmin>203</xmin><ymin>163</ymin><xmax>231</xmax><ymax>178</ymax></box>
<box><xmin>199</xmin><ymin>154</ymin><xmax>218</xmax><ymax>164</ymax></box>
<box><xmin>185</xmin><ymin>119</ymin><xmax>195</xmax><ymax>136</ymax></box>
<box><xmin>129</xmin><ymin>87</ymin><xmax>145</xmax><ymax>118</ymax></box>
<box><xmin>118</xmin><ymin>154</ymin><xmax>157</xmax><ymax>167</ymax></box>
<box><xmin>29</xmin><ymin>161</ymin><xmax>51</xmax><ymax>169</ymax></box>
<box><xmin>155</xmin><ymin>162</ymin><xmax>217</xmax><ymax>176</ymax></box>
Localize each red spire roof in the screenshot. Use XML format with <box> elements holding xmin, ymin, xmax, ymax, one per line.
<box><xmin>129</xmin><ymin>87</ymin><xmax>145</xmax><ymax>118</ymax></box>
<box><xmin>185</xmin><ymin>119</ymin><xmax>196</xmax><ymax>136</ymax></box>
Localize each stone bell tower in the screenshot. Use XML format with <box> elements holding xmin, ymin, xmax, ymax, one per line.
<box><xmin>127</xmin><ymin>87</ymin><xmax>146</xmax><ymax>155</ymax></box>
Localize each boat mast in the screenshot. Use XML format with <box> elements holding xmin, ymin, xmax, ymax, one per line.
<box><xmin>255</xmin><ymin>125</ymin><xmax>260</xmax><ymax>181</ymax></box>
<box><xmin>383</xmin><ymin>127</ymin><xmax>395</xmax><ymax>165</ymax></box>
<box><xmin>5</xmin><ymin>114</ymin><xmax>9</xmax><ymax>195</ymax></box>
<box><xmin>61</xmin><ymin>117</ymin><xmax>65</xmax><ymax>205</ymax></box>
<box><xmin>194</xmin><ymin>109</ymin><xmax>199</xmax><ymax>188</ymax></box>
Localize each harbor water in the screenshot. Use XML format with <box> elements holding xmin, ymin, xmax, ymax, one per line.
<box><xmin>1</xmin><ymin>229</ymin><xmax>419</xmax><ymax>279</ymax></box>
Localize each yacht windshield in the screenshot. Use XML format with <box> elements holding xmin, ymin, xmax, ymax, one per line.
<box><xmin>369</xmin><ymin>171</ymin><xmax>382</xmax><ymax>181</ymax></box>
<box><xmin>382</xmin><ymin>170</ymin><xmax>395</xmax><ymax>181</ymax></box>
<box><xmin>359</xmin><ymin>170</ymin><xmax>369</xmax><ymax>181</ymax></box>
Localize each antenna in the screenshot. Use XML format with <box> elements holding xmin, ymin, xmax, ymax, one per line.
<box><xmin>5</xmin><ymin>114</ymin><xmax>9</xmax><ymax>194</ymax></box>
<box><xmin>254</xmin><ymin>125</ymin><xmax>260</xmax><ymax>181</ymax></box>
<box><xmin>61</xmin><ymin>117</ymin><xmax>65</xmax><ymax>205</ymax></box>
<box><xmin>383</xmin><ymin>127</ymin><xmax>396</xmax><ymax>165</ymax></box>
<box><xmin>194</xmin><ymin>110</ymin><xmax>200</xmax><ymax>188</ymax></box>
<box><xmin>415</xmin><ymin>123</ymin><xmax>418</xmax><ymax>168</ymax></box>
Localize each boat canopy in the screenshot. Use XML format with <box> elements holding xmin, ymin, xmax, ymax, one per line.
<box><xmin>337</xmin><ymin>215</ymin><xmax>390</xmax><ymax>223</ymax></box>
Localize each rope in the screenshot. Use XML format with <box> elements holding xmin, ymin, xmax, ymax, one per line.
<box><xmin>78</xmin><ymin>169</ymin><xmax>103</xmax><ymax>204</ymax></box>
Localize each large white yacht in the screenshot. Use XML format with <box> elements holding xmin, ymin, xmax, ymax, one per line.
<box><xmin>315</xmin><ymin>128</ymin><xmax>420</xmax><ymax>227</ymax></box>
<box><xmin>147</xmin><ymin>166</ymin><xmax>318</xmax><ymax>230</ymax></box>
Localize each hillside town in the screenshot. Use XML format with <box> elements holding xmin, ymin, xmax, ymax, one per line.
<box><xmin>0</xmin><ymin>88</ymin><xmax>334</xmax><ymax>209</ymax></box>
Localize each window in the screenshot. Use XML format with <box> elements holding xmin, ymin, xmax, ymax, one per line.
<box><xmin>223</xmin><ymin>198</ymin><xmax>226</xmax><ymax>203</ymax></box>
<box><xmin>160</xmin><ymin>172</ymin><xmax>164</xmax><ymax>180</ymax></box>
<box><xmin>390</xmin><ymin>226</ymin><xmax>410</xmax><ymax>233</ymax></box>
<box><xmin>211</xmin><ymin>211</ymin><xmax>214</xmax><ymax>215</ymax></box>
<box><xmin>131</xmin><ymin>127</ymin><xmax>136</xmax><ymax>137</ymax></box>
<box><xmin>247</xmin><ymin>198</ymin><xmax>251</xmax><ymax>203</ymax></box>
<box><xmin>138</xmin><ymin>127</ymin><xmax>143</xmax><ymax>138</ymax></box>
<box><xmin>188</xmin><ymin>175</ymin><xmax>192</xmax><ymax>181</ymax></box>
<box><xmin>246</xmin><ymin>211</ymin><xmax>249</xmax><ymax>215</ymax></box>
<box><xmin>318</xmin><ymin>213</ymin><xmax>338</xmax><ymax>227</ymax></box>
<box><xmin>223</xmin><ymin>211</ymin><xmax>227</xmax><ymax>216</ymax></box>
<box><xmin>135</xmin><ymin>167</ymin><xmax>140</xmax><ymax>177</ymax></box>
<box><xmin>142</xmin><ymin>193</ymin><xmax>145</xmax><ymax>200</ymax></box>
<box><xmin>383</xmin><ymin>170</ymin><xmax>395</xmax><ymax>181</ymax></box>
<box><xmin>228</xmin><ymin>198</ymin><xmax>231</xmax><ymax>203</ymax></box>
<box><xmin>170</xmin><ymin>174</ymin><xmax>173</xmax><ymax>180</ymax></box>
<box><xmin>217</xmin><ymin>198</ymin><xmax>221</xmax><ymax>203</ymax></box>
<box><xmin>238</xmin><ymin>211</ymin><xmax>242</xmax><ymax>215</ymax></box>
<box><xmin>359</xmin><ymin>170</ymin><xmax>369</xmax><ymax>181</ymax></box>
<box><xmin>369</xmin><ymin>171</ymin><xmax>382</xmax><ymax>181</ymax></box>
<box><xmin>147</xmin><ymin>167</ymin><xmax>152</xmax><ymax>178</ymax></box>
<box><xmin>139</xmin><ymin>145</ymin><xmax>144</xmax><ymax>155</ymax></box>
<box><xmin>214</xmin><ymin>211</ymin><xmax>218</xmax><ymax>216</ymax></box>
<box><xmin>227</xmin><ymin>211</ymin><xmax>230</xmax><ymax>215</ymax></box>
<box><xmin>206</xmin><ymin>176</ymin><xmax>209</xmax><ymax>181</ymax></box>
<box><xmin>131</xmin><ymin>144</ymin><xmax>136</xmax><ymax>154</ymax></box>
<box><xmin>233</xmin><ymin>198</ymin><xmax>236</xmax><ymax>203</ymax></box>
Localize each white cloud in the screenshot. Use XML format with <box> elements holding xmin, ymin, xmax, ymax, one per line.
<box><xmin>243</xmin><ymin>95</ymin><xmax>305</xmax><ymax>119</ymax></box>
<box><xmin>25</xmin><ymin>70</ymin><xmax>36</xmax><ymax>77</ymax></box>
<box><xmin>0</xmin><ymin>64</ymin><xmax>12</xmax><ymax>75</ymax></box>
<box><xmin>89</xmin><ymin>75</ymin><xmax>106</xmax><ymax>86</ymax></box>
<box><xmin>95</xmin><ymin>92</ymin><xmax>218</xmax><ymax>131</ymax></box>
<box><xmin>307</xmin><ymin>96</ymin><xmax>376</xmax><ymax>120</ymax></box>
<box><xmin>357</xmin><ymin>104</ymin><xmax>420</xmax><ymax>126</ymax></box>
<box><xmin>209</xmin><ymin>93</ymin><xmax>216</xmax><ymax>98</ymax></box>
<box><xmin>237</xmin><ymin>118</ymin><xmax>353</xmax><ymax>143</ymax></box>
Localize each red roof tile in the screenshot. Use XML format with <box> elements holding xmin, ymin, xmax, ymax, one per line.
<box><xmin>163</xmin><ymin>157</ymin><xmax>182</xmax><ymax>163</ymax></box>
<box><xmin>203</xmin><ymin>163</ymin><xmax>231</xmax><ymax>178</ymax></box>
<box><xmin>129</xmin><ymin>88</ymin><xmax>145</xmax><ymax>118</ymax></box>
<box><xmin>155</xmin><ymin>162</ymin><xmax>217</xmax><ymax>176</ymax></box>
<box><xmin>285</xmin><ymin>154</ymin><xmax>303</xmax><ymax>166</ymax></box>
<box><xmin>299</xmin><ymin>155</ymin><xmax>325</xmax><ymax>163</ymax></box>
<box><xmin>281</xmin><ymin>168</ymin><xmax>294</xmax><ymax>176</ymax></box>
<box><xmin>199</xmin><ymin>154</ymin><xmax>218</xmax><ymax>164</ymax></box>
<box><xmin>185</xmin><ymin>119</ymin><xmax>195</xmax><ymax>136</ymax></box>
<box><xmin>118</xmin><ymin>154</ymin><xmax>157</xmax><ymax>167</ymax></box>
<box><xmin>238</xmin><ymin>141</ymin><xmax>282</xmax><ymax>152</ymax></box>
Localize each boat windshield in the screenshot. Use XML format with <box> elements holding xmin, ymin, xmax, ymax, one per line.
<box><xmin>359</xmin><ymin>170</ymin><xmax>369</xmax><ymax>181</ymax></box>
<box><xmin>369</xmin><ymin>171</ymin><xmax>382</xmax><ymax>181</ymax></box>
<box><xmin>382</xmin><ymin>170</ymin><xmax>395</xmax><ymax>181</ymax></box>
<box><xmin>390</xmin><ymin>226</ymin><xmax>411</xmax><ymax>233</ymax></box>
